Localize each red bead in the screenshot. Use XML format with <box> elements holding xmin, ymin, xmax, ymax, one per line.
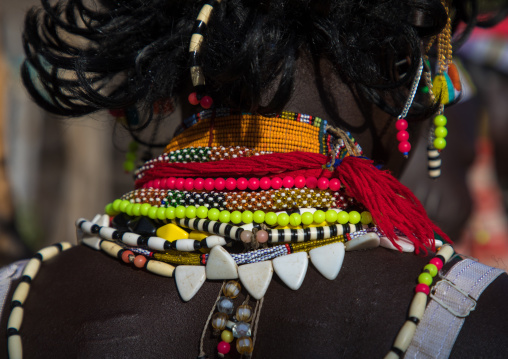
<box><xmin>153</xmin><ymin>179</ymin><xmax>161</xmax><ymax>188</ymax></box>
<box><xmin>215</xmin><ymin>178</ymin><xmax>226</xmax><ymax>191</ymax></box>
<box><xmin>188</xmin><ymin>92</ymin><xmax>199</xmax><ymax>105</ymax></box>
<box><xmin>225</xmin><ymin>178</ymin><xmax>237</xmax><ymax>191</ymax></box>
<box><xmin>398</xmin><ymin>141</ymin><xmax>411</xmax><ymax>153</ymax></box>
<box><xmin>271</xmin><ymin>177</ymin><xmax>282</xmax><ymax>190</ymax></box>
<box><xmin>306</xmin><ymin>177</ymin><xmax>318</xmax><ymax>189</ymax></box>
<box><xmin>194</xmin><ymin>178</ymin><xmax>205</xmax><ymax>190</ymax></box>
<box><xmin>167</xmin><ymin>177</ymin><xmax>177</xmax><ymax>189</ymax></box>
<box><xmin>200</xmin><ymin>96</ymin><xmax>213</xmax><ymax>109</ymax></box>
<box><xmin>175</xmin><ymin>178</ymin><xmax>185</xmax><ymax>190</ymax></box>
<box><xmin>160</xmin><ymin>178</ymin><xmax>168</xmax><ymax>189</ymax></box>
<box><xmin>294</xmin><ymin>175</ymin><xmax>306</xmax><ymax>189</ymax></box>
<box><xmin>237</xmin><ymin>177</ymin><xmax>248</xmax><ymax>190</ymax></box>
<box><xmin>415</xmin><ymin>283</ymin><xmax>430</xmax><ymax>295</ymax></box>
<box><xmin>204</xmin><ymin>178</ymin><xmax>215</xmax><ymax>191</ymax></box>
<box><xmin>121</xmin><ymin>250</ymin><xmax>134</xmax><ymax>263</ymax></box>
<box><xmin>184</xmin><ymin>178</ymin><xmax>194</xmax><ymax>191</ymax></box>
<box><xmin>146</xmin><ymin>180</ymin><xmax>154</xmax><ymax>188</ymax></box>
<box><xmin>429</xmin><ymin>257</ymin><xmax>444</xmax><ymax>271</ymax></box>
<box><xmin>317</xmin><ymin>177</ymin><xmax>329</xmax><ymax>190</ymax></box>
<box><xmin>396</xmin><ymin>130</ymin><xmax>409</xmax><ymax>142</ymax></box>
<box><xmin>329</xmin><ymin>178</ymin><xmax>341</xmax><ymax>191</ymax></box>
<box><xmin>282</xmin><ymin>176</ymin><xmax>294</xmax><ymax>188</ymax></box>
<box><xmin>133</xmin><ymin>255</ymin><xmax>147</xmax><ymax>268</ymax></box>
<box><xmin>395</xmin><ymin>119</ymin><xmax>408</xmax><ymax>131</ymax></box>
<box><xmin>248</xmin><ymin>178</ymin><xmax>260</xmax><ymax>190</ymax></box>
<box><xmin>259</xmin><ymin>177</ymin><xmax>271</xmax><ymax>190</ymax></box>
<box><xmin>217</xmin><ymin>341</ymin><xmax>230</xmax><ymax>354</ymax></box>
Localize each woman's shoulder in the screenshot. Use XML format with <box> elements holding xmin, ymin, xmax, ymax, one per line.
<box><xmin>1</xmin><ymin>245</ymin><xmax>507</xmax><ymax>358</ymax></box>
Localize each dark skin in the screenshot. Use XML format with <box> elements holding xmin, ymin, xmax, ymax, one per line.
<box><xmin>1</xmin><ymin>60</ymin><xmax>507</xmax><ymax>359</ymax></box>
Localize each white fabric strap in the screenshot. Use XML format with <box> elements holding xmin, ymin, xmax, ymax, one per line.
<box><xmin>405</xmin><ymin>259</ymin><xmax>504</xmax><ymax>359</ymax></box>
<box><xmin>0</xmin><ymin>260</ymin><xmax>28</xmax><ymax>320</ymax></box>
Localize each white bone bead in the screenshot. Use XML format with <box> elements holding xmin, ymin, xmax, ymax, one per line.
<box><xmin>309</xmin><ymin>242</ymin><xmax>345</xmax><ymax>280</ymax></box>
<box><xmin>60</xmin><ymin>242</ymin><xmax>73</xmax><ymax>251</ymax></box>
<box><xmin>175</xmin><ymin>239</ymin><xmax>198</xmax><ymax>252</ymax></box>
<box><xmin>384</xmin><ymin>351</ymin><xmax>399</xmax><ymax>359</ymax></box>
<box><xmin>408</xmin><ymin>292</ymin><xmax>427</xmax><ymax>320</ymax></box>
<box><xmin>12</xmin><ymin>282</ymin><xmax>30</xmax><ymax>305</ymax></box>
<box><xmin>79</xmin><ymin>220</ymin><xmax>94</xmax><ymax>233</ymax></box>
<box><xmin>82</xmin><ymin>237</ymin><xmax>102</xmax><ymax>250</ymax></box>
<box><xmin>121</xmin><ymin>233</ymin><xmax>140</xmax><ymax>246</ymax></box>
<box><xmin>175</xmin><ymin>266</ymin><xmax>206</xmax><ymax>302</ymax></box>
<box><xmin>393</xmin><ymin>320</ymin><xmax>417</xmax><ymax>352</ymax></box>
<box><xmin>437</xmin><ymin>244</ymin><xmax>454</xmax><ymax>262</ymax></box>
<box><xmin>272</xmin><ymin>252</ymin><xmax>308</xmax><ymax>290</ymax></box>
<box><xmin>238</xmin><ymin>261</ymin><xmax>273</xmax><ymax>300</ymax></box>
<box><xmin>22</xmin><ymin>258</ymin><xmax>41</xmax><ymax>280</ymax></box>
<box><xmin>38</xmin><ymin>246</ymin><xmax>59</xmax><ymax>261</ymax></box>
<box><xmin>203</xmin><ymin>235</ymin><xmax>227</xmax><ymax>248</ymax></box>
<box><xmin>7</xmin><ymin>306</ymin><xmax>24</xmax><ymax>330</ymax></box>
<box><xmin>345</xmin><ymin>233</ymin><xmax>380</xmax><ymax>251</ymax></box>
<box><xmin>146</xmin><ymin>260</ymin><xmax>175</xmax><ymax>277</ymax></box>
<box><xmin>8</xmin><ymin>335</ymin><xmax>22</xmax><ymax>359</ymax></box>
<box><xmin>146</xmin><ymin>237</ymin><xmax>168</xmax><ymax>251</ymax></box>
<box><xmin>99</xmin><ymin>227</ymin><xmax>116</xmax><ymax>241</ymax></box>
<box><xmin>100</xmin><ymin>241</ymin><xmax>123</xmax><ymax>258</ymax></box>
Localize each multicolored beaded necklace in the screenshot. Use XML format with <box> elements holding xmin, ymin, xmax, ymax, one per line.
<box><xmin>7</xmin><ymin>110</ymin><xmax>453</xmax><ymax>359</ymax></box>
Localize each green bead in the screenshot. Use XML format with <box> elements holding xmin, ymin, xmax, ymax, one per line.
<box><xmin>433</xmin><ymin>115</ymin><xmax>447</xmax><ymax>127</ymax></box>
<box><xmin>230</xmin><ymin>211</ymin><xmax>243</xmax><ymax>224</ymax></box>
<box><xmin>119</xmin><ymin>200</ymin><xmax>130</xmax><ymax>212</ymax></box>
<box><xmin>104</xmin><ymin>203</ymin><xmax>116</xmax><ymax>216</ymax></box>
<box><xmin>325</xmin><ymin>210</ymin><xmax>338</xmax><ymax>223</ymax></box>
<box><xmin>208</xmin><ymin>208</ymin><xmax>220</xmax><ymax>221</ymax></box>
<box><xmin>185</xmin><ymin>206</ymin><xmax>197</xmax><ymax>219</ymax></box>
<box><xmin>313</xmin><ymin>210</ymin><xmax>326</xmax><ymax>224</ymax></box>
<box><xmin>418</xmin><ymin>272</ymin><xmax>433</xmax><ymax>286</ymax></box>
<box><xmin>165</xmin><ymin>207</ymin><xmax>176</xmax><ymax>219</ymax></box>
<box><xmin>219</xmin><ymin>210</ymin><xmax>231</xmax><ymax>223</ymax></box>
<box><xmin>360</xmin><ymin>211</ymin><xmax>373</xmax><ymax>225</ymax></box>
<box><xmin>433</xmin><ymin>137</ymin><xmax>447</xmax><ymax>150</ymax></box>
<box><xmin>301</xmin><ymin>212</ymin><xmax>314</xmax><ymax>225</ymax></box>
<box><xmin>132</xmin><ymin>203</ymin><xmax>142</xmax><ymax>217</ymax></box>
<box><xmin>289</xmin><ymin>213</ymin><xmax>302</xmax><ymax>226</ymax></box>
<box><xmin>157</xmin><ymin>207</ymin><xmax>166</xmax><ymax>220</ymax></box>
<box><xmin>349</xmin><ymin>211</ymin><xmax>361</xmax><ymax>224</ymax></box>
<box><xmin>265</xmin><ymin>212</ymin><xmax>278</xmax><ymax>226</ymax></box>
<box><xmin>147</xmin><ymin>206</ymin><xmax>158</xmax><ymax>219</ymax></box>
<box><xmin>140</xmin><ymin>203</ymin><xmax>151</xmax><ymax>216</ymax></box>
<box><xmin>125</xmin><ymin>203</ymin><xmax>134</xmax><ymax>216</ymax></box>
<box><xmin>128</xmin><ymin>141</ymin><xmax>139</xmax><ymax>151</ymax></box>
<box><xmin>434</xmin><ymin>126</ymin><xmax>448</xmax><ymax>138</ymax></box>
<box><xmin>337</xmin><ymin>211</ymin><xmax>349</xmax><ymax>224</ymax></box>
<box><xmin>424</xmin><ymin>264</ymin><xmax>438</xmax><ymax>277</ymax></box>
<box><xmin>175</xmin><ymin>206</ymin><xmax>186</xmax><ymax>219</ymax></box>
<box><xmin>125</xmin><ymin>152</ymin><xmax>136</xmax><ymax>161</ymax></box>
<box><xmin>421</xmin><ymin>86</ymin><xmax>429</xmax><ymax>94</ymax></box>
<box><xmin>277</xmin><ymin>213</ymin><xmax>290</xmax><ymax>226</ymax></box>
<box><xmin>221</xmin><ymin>330</ymin><xmax>234</xmax><ymax>343</ymax></box>
<box><xmin>242</xmin><ymin>210</ymin><xmax>253</xmax><ymax>224</ymax></box>
<box><xmin>123</xmin><ymin>161</ymin><xmax>135</xmax><ymax>172</ymax></box>
<box><xmin>112</xmin><ymin>199</ymin><xmax>123</xmax><ymax>212</ymax></box>
<box><xmin>196</xmin><ymin>206</ymin><xmax>208</xmax><ymax>219</ymax></box>
<box><xmin>253</xmin><ymin>210</ymin><xmax>265</xmax><ymax>224</ymax></box>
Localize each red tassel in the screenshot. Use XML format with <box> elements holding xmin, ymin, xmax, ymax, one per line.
<box><xmin>335</xmin><ymin>156</ymin><xmax>450</xmax><ymax>254</ymax></box>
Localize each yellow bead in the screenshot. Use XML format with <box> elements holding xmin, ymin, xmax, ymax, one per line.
<box><xmin>156</xmin><ymin>223</ymin><xmax>189</xmax><ymax>242</ymax></box>
<box><xmin>236</xmin><ymin>336</ymin><xmax>254</xmax><ymax>354</ymax></box>
<box><xmin>221</xmin><ymin>330</ymin><xmax>234</xmax><ymax>343</ymax></box>
<box><xmin>223</xmin><ymin>280</ymin><xmax>241</xmax><ymax>298</ymax></box>
<box><xmin>188</xmin><ymin>231</ymin><xmax>208</xmax><ymax>241</ymax></box>
<box><xmin>236</xmin><ymin>304</ymin><xmax>253</xmax><ymax>322</ymax></box>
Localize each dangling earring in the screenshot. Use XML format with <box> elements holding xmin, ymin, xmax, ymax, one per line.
<box><xmin>396</xmin><ymin>57</ymin><xmax>424</xmax><ymax>158</ymax></box>
<box><xmin>188</xmin><ymin>0</ymin><xmax>223</xmax><ymax>109</ymax></box>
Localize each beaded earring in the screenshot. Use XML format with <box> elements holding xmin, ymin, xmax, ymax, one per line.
<box><xmin>188</xmin><ymin>0</ymin><xmax>222</xmax><ymax>109</ymax></box>
<box><xmin>396</xmin><ymin>57</ymin><xmax>424</xmax><ymax>157</ymax></box>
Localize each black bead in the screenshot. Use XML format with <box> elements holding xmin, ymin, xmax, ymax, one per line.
<box><xmin>53</xmin><ymin>243</ymin><xmax>64</xmax><ymax>251</ymax></box>
<box><xmin>11</xmin><ymin>300</ymin><xmax>22</xmax><ymax>309</ymax></box>
<box><xmin>390</xmin><ymin>346</ymin><xmax>403</xmax><ymax>357</ymax></box>
<box><xmin>113</xmin><ymin>231</ymin><xmax>121</xmax><ymax>240</ymax></box>
<box><xmin>91</xmin><ymin>224</ymin><xmax>100</xmax><ymax>234</ymax></box>
<box><xmin>112</xmin><ymin>213</ymin><xmax>131</xmax><ymax>231</ymax></box>
<box><xmin>6</xmin><ymin>328</ymin><xmax>19</xmax><ymax>337</ymax></box>
<box><xmin>21</xmin><ymin>275</ymin><xmax>32</xmax><ymax>284</ymax></box>
<box><xmin>127</xmin><ymin>217</ymin><xmax>158</xmax><ymax>236</ymax></box>
<box><xmin>408</xmin><ymin>316</ymin><xmax>420</xmax><ymax>325</ymax></box>
<box><xmin>34</xmin><ymin>253</ymin><xmax>43</xmax><ymax>261</ymax></box>
<box><xmin>436</xmin><ymin>255</ymin><xmax>446</xmax><ymax>264</ymax></box>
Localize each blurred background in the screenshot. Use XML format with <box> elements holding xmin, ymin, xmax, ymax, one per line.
<box><xmin>1</xmin><ymin>0</ymin><xmax>507</xmax><ymax>271</ymax></box>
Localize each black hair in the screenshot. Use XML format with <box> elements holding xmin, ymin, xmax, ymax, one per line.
<box><xmin>21</xmin><ymin>0</ymin><xmax>508</xmax><ymax>137</ymax></box>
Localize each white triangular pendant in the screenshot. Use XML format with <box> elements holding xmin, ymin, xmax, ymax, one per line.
<box><xmin>272</xmin><ymin>252</ymin><xmax>308</xmax><ymax>290</ymax></box>
<box><xmin>206</xmin><ymin>246</ymin><xmax>239</xmax><ymax>280</ymax></box>
<box><xmin>345</xmin><ymin>233</ymin><xmax>380</xmax><ymax>251</ymax></box>
<box><xmin>175</xmin><ymin>265</ymin><xmax>207</xmax><ymax>302</ymax></box>
<box><xmin>238</xmin><ymin>261</ymin><xmax>273</xmax><ymax>300</ymax></box>
<box><xmin>309</xmin><ymin>242</ymin><xmax>345</xmax><ymax>280</ymax></box>
<box><xmin>379</xmin><ymin>235</ymin><xmax>415</xmax><ymax>252</ymax></box>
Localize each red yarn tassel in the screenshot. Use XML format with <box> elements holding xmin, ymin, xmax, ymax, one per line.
<box><xmin>335</xmin><ymin>156</ymin><xmax>450</xmax><ymax>254</ymax></box>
